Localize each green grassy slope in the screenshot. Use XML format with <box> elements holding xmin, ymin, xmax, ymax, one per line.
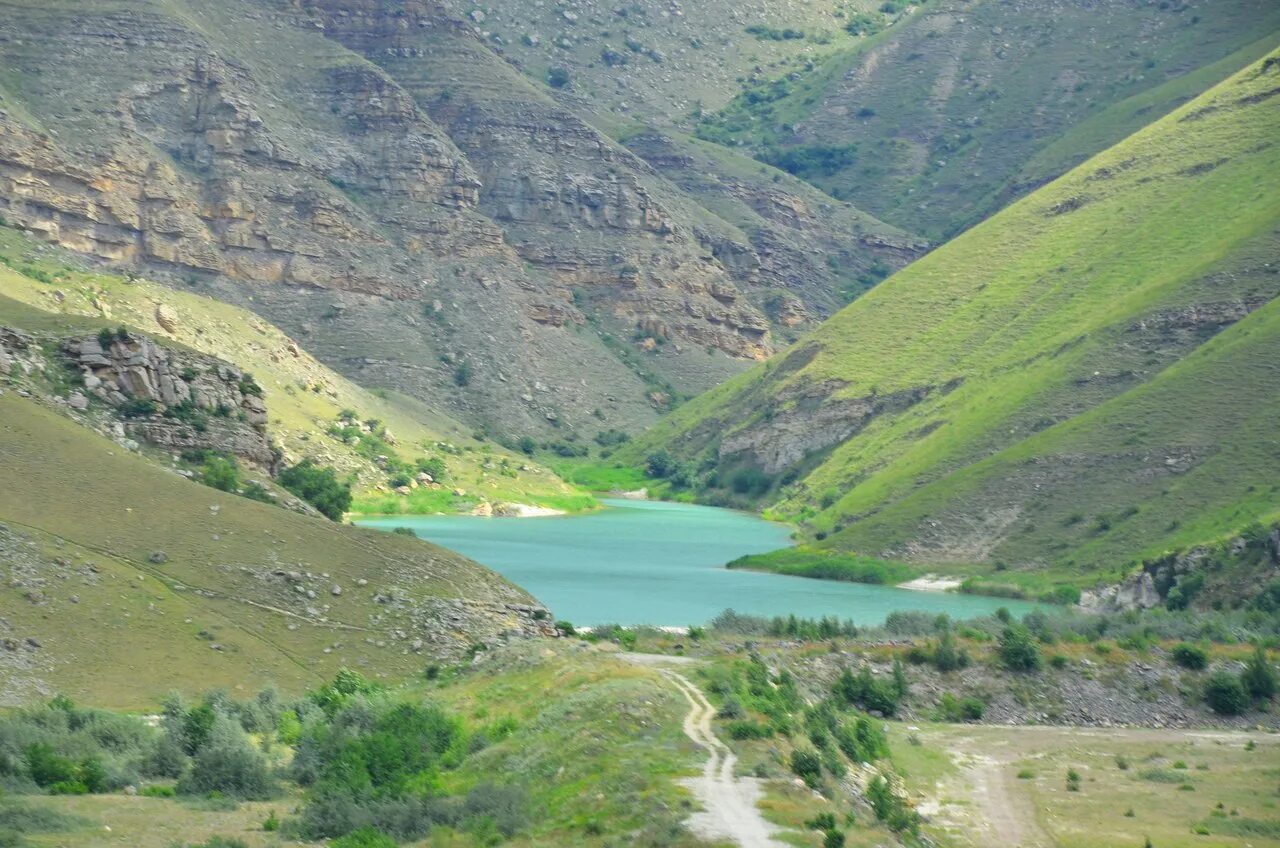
<box><xmin>696</xmin><ymin>0</ymin><xmax>1280</xmax><ymax>239</ymax></box>
<box><xmin>0</xmin><ymin>227</ymin><xmax>591</xmax><ymax>514</ymax></box>
<box><xmin>0</xmin><ymin>391</ymin><xmax>545</xmax><ymax>708</ymax></box>
<box><xmin>625</xmin><ymin>51</ymin><xmax>1280</xmax><ymax>589</ymax></box>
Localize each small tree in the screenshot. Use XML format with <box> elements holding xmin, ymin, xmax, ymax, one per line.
<box><xmin>202</xmin><ymin>456</ymin><xmax>240</xmax><ymax>493</ymax></box>
<box><xmin>999</xmin><ymin>623</ymin><xmax>1042</xmax><ymax>672</ymax></box>
<box><xmin>1203</xmin><ymin>670</ymin><xmax>1248</xmax><ymax>716</ymax></box>
<box><xmin>790</xmin><ymin>749</ymin><xmax>822</xmax><ymax>787</ymax></box>
<box><xmin>1242</xmin><ymin>646</ymin><xmax>1277</xmax><ymax>701</ymax></box>
<box><xmin>278</xmin><ymin>460</ymin><xmax>352</xmax><ymax>521</ymax></box>
<box><xmin>178</xmin><ymin>716</ymin><xmax>276</xmax><ymax>799</ymax></box>
<box><xmin>1170</xmin><ymin>643</ymin><xmax>1208</xmax><ymax>670</ymax></box>
<box><xmin>453</xmin><ymin>361</ymin><xmax>472</xmax><ymax>387</ymax></box>
<box><xmin>547</xmin><ymin>67</ymin><xmax>571</xmax><ymax>89</ymax></box>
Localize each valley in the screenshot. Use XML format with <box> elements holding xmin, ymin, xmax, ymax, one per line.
<box><xmin>0</xmin><ymin>1</ymin><xmax>1277</xmax><ymax>847</ymax></box>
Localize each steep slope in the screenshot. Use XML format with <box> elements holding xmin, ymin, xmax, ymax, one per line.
<box><xmin>695</xmin><ymin>0</ymin><xmax>1280</xmax><ymax>239</ymax></box>
<box><xmin>0</xmin><ymin>0</ymin><xmax>914</xmax><ymax>439</ymax></box>
<box><xmin>0</xmin><ymin>227</ymin><xmax>588</xmax><ymax>514</ymax></box>
<box><xmin>0</xmin><ymin>391</ymin><xmax>551</xmax><ymax>709</ymax></box>
<box><xmin>627</xmin><ymin>51</ymin><xmax>1280</xmax><ymax>589</ymax></box>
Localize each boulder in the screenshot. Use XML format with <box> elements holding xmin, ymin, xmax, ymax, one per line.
<box><xmin>154</xmin><ymin>304</ymin><xmax>180</xmax><ymax>334</ymax></box>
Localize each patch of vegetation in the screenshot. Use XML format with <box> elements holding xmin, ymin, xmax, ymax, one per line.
<box><xmin>726</xmin><ymin>548</ymin><xmax>911</xmax><ymax>585</ymax></box>
<box><xmin>278</xmin><ymin>459</ymin><xmax>352</xmax><ymax>520</ymax></box>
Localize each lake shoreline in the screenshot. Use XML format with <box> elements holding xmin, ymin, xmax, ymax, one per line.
<box><xmin>356</xmin><ymin>499</ymin><xmax>1040</xmax><ymax>627</ymax></box>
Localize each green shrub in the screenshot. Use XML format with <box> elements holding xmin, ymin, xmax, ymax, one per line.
<box><xmin>725</xmin><ymin>720</ymin><xmax>772</xmax><ymax>740</ymax></box>
<box><xmin>1171</xmin><ymin>643</ymin><xmax>1209</xmax><ymax>670</ymax></box>
<box><xmin>453</xmin><ymin>361</ymin><xmax>472</xmax><ymax>387</ymax></box>
<box><xmin>934</xmin><ymin>693</ymin><xmax>985</xmax><ymax>722</ymax></box>
<box><xmin>998</xmin><ymin>624</ymin><xmax>1042</xmax><ymax>672</ymax></box>
<box><xmin>932</xmin><ymin>629</ymin><xmax>970</xmax><ymax>672</ymax></box>
<box><xmin>547</xmin><ymin>67</ymin><xmax>571</xmax><ymax>88</ymax></box>
<box><xmin>832</xmin><ymin>667</ymin><xmax>902</xmax><ymax>716</ymax></box>
<box><xmin>789</xmin><ymin>749</ymin><xmax>822</xmax><ymax>787</ymax></box>
<box><xmin>805</xmin><ymin>812</ymin><xmax>836</xmax><ymax>831</ymax></box>
<box><xmin>201</xmin><ymin>457</ymin><xmax>240</xmax><ymax>493</ymax></box>
<box><xmin>177</xmin><ymin>718</ymin><xmax>276</xmax><ymax>800</ymax></box>
<box><xmin>1203</xmin><ymin>670</ymin><xmax>1249</xmax><ymax>715</ymax></box>
<box><xmin>1241</xmin><ymin>646</ymin><xmax>1276</xmax><ymax>700</ymax></box>
<box><xmin>119</xmin><ymin>398</ymin><xmax>158</xmax><ymax>418</ymax></box>
<box><xmin>278</xmin><ymin>459</ymin><xmax>352</xmax><ymax>520</ymax></box>
<box><xmin>331</xmin><ymin>828</ymin><xmax>397</xmax><ymax>848</ymax></box>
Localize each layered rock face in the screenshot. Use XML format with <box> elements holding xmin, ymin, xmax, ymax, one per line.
<box><xmin>63</xmin><ymin>332</ymin><xmax>278</xmax><ymax>470</ymax></box>
<box><xmin>0</xmin><ymin>0</ymin><xmax>913</xmax><ymax>436</ymax></box>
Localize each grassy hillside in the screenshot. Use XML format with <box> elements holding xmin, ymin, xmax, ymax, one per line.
<box><xmin>625</xmin><ymin>50</ymin><xmax>1280</xmax><ymax>593</ymax></box>
<box><xmin>0</xmin><ymin>227</ymin><xmax>592</xmax><ymax>515</ymax></box>
<box><xmin>695</xmin><ymin>0</ymin><xmax>1280</xmax><ymax>239</ymax></box>
<box><xmin>0</xmin><ymin>390</ymin><xmax>552</xmax><ymax>708</ymax></box>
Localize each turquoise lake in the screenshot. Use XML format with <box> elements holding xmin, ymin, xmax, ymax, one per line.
<box><xmin>357</xmin><ymin>499</ymin><xmax>1040</xmax><ymax>627</ymax></box>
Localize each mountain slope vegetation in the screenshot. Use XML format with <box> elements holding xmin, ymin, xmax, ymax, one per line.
<box><xmin>625</xmin><ymin>50</ymin><xmax>1280</xmax><ymax>591</ymax></box>
<box><xmin>0</xmin><ymin>390</ymin><xmax>549</xmax><ymax>709</ymax></box>
<box><xmin>694</xmin><ymin>0</ymin><xmax>1280</xmax><ymax>239</ymax></box>
<box><xmin>0</xmin><ymin>227</ymin><xmax>589</xmax><ymax>514</ymax></box>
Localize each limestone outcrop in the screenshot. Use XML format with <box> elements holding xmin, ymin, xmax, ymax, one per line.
<box><xmin>62</xmin><ymin>332</ymin><xmax>278</xmax><ymax>469</ymax></box>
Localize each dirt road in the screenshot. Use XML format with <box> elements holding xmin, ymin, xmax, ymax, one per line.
<box><xmin>653</xmin><ymin>663</ymin><xmax>785</xmax><ymax>848</ymax></box>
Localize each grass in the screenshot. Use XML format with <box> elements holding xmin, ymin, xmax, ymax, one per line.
<box><xmin>727</xmin><ymin>547</ymin><xmax>912</xmax><ymax>585</ymax></box>
<box><xmin>695</xmin><ymin>0</ymin><xmax>1280</xmax><ymax>239</ymax></box>
<box><xmin>900</xmin><ymin>723</ymin><xmax>1280</xmax><ymax>848</ymax></box>
<box><xmin>545</xmin><ymin>459</ymin><xmax>656</xmax><ymax>494</ymax></box>
<box><xmin>0</xmin><ymin>392</ymin><xmax>536</xmax><ymax>708</ymax></box>
<box><xmin>627</xmin><ymin>50</ymin><xmax>1280</xmax><ymax>593</ymax></box>
<box><xmin>7</xmin><ymin>643</ymin><xmax>712</xmax><ymax>848</ymax></box>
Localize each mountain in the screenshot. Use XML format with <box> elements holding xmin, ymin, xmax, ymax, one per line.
<box><xmin>0</xmin><ymin>0</ymin><xmax>916</xmax><ymax>442</ymax></box>
<box><xmin>624</xmin><ymin>50</ymin><xmax>1280</xmax><ymax>593</ymax></box>
<box><xmin>692</xmin><ymin>0</ymin><xmax>1280</xmax><ymax>239</ymax></box>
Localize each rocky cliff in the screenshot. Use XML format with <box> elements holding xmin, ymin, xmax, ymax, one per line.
<box><xmin>0</xmin><ymin>0</ymin><xmax>914</xmax><ymax>438</ymax></box>
<box><xmin>1</xmin><ymin>323</ymin><xmax>278</xmax><ymax>469</ymax></box>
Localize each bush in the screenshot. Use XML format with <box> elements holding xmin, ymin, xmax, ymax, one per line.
<box><xmin>278</xmin><ymin>459</ymin><xmax>352</xmax><ymax>520</ymax></box>
<box><xmin>832</xmin><ymin>667</ymin><xmax>901</xmax><ymax>716</ymax></box>
<box><xmin>119</xmin><ymin>398</ymin><xmax>158</xmax><ymax>418</ymax></box>
<box><xmin>789</xmin><ymin>749</ymin><xmax>822</xmax><ymax>787</ymax></box>
<box><xmin>547</xmin><ymin>67</ymin><xmax>571</xmax><ymax>88</ymax></box>
<box><xmin>998</xmin><ymin>623</ymin><xmax>1042</xmax><ymax>672</ymax></box>
<box><xmin>934</xmin><ymin>693</ymin><xmax>985</xmax><ymax>722</ymax></box>
<box><xmin>201</xmin><ymin>457</ymin><xmax>240</xmax><ymax>493</ymax></box>
<box><xmin>645</xmin><ymin>450</ymin><xmax>676</xmax><ymax>478</ymax></box>
<box><xmin>729</xmin><ymin>468</ymin><xmax>771</xmax><ymax>497</ymax></box>
<box><xmin>453</xmin><ymin>361</ymin><xmax>472</xmax><ymax>387</ymax></box>
<box><xmin>1171</xmin><ymin>643</ymin><xmax>1209</xmax><ymax>670</ymax></box>
<box><xmin>178</xmin><ymin>718</ymin><xmax>276</xmax><ymax>800</ymax></box>
<box><xmin>331</xmin><ymin>828</ymin><xmax>397</xmax><ymax>848</ymax></box>
<box><xmin>1203</xmin><ymin>671</ymin><xmax>1248</xmax><ymax>716</ymax></box>
<box><xmin>932</xmin><ymin>630</ymin><xmax>970</xmax><ymax>672</ymax></box>
<box><xmin>414</xmin><ymin>456</ymin><xmax>447</xmax><ymax>483</ymax></box>
<box><xmin>1241</xmin><ymin>646</ymin><xmax>1276</xmax><ymax>701</ymax></box>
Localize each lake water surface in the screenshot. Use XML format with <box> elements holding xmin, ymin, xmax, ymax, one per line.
<box><xmin>357</xmin><ymin>499</ymin><xmax>1039</xmax><ymax>626</ymax></box>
